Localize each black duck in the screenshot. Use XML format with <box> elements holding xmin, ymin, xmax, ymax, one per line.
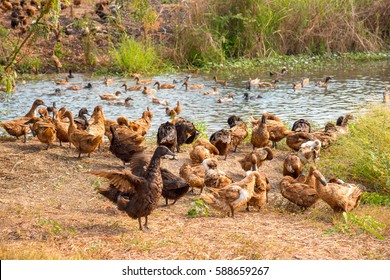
<box><xmin>91</xmin><ymin>146</ymin><xmax>176</xmax><ymax>231</ymax></box>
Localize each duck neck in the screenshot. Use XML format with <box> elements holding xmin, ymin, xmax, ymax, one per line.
<box><xmin>25</xmin><ymin>102</ymin><xmax>40</xmax><ymax>117</ymax></box>
<box><xmin>145</xmin><ymin>153</ymin><xmax>162</xmax><ymax>180</ymax></box>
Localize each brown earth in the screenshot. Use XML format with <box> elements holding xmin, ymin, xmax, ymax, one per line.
<box><xmin>0</xmin><ymin>1</ymin><xmax>178</xmax><ymax>73</ymax></box>
<box><xmin>0</xmin><ymin>136</ymin><xmax>389</xmax><ymax>260</ymax></box>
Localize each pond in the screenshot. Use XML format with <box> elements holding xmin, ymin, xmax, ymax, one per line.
<box><xmin>1</xmin><ymin>60</ymin><xmax>389</xmax><ymax>141</ymax></box>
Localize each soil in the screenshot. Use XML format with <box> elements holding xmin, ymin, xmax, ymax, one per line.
<box><xmin>0</xmin><ymin>136</ymin><xmax>389</xmax><ymax>260</ymax></box>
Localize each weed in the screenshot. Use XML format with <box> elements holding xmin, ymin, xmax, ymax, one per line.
<box><xmin>194</xmin><ymin>120</ymin><xmax>208</xmax><ymax>139</ymax></box>
<box><xmin>361</xmin><ymin>192</ymin><xmax>390</xmax><ymax>207</ymax></box>
<box><xmin>324</xmin><ymin>212</ymin><xmax>385</xmax><ymax>240</ymax></box>
<box><xmin>188</xmin><ymin>197</ymin><xmax>209</xmax><ymax>217</ymax></box>
<box><xmin>90</xmin><ymin>177</ymin><xmax>104</xmax><ymax>192</ymax></box>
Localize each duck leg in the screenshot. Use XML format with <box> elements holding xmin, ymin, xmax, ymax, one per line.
<box><xmin>143</xmin><ymin>216</ymin><xmax>150</xmax><ymax>232</ymax></box>
<box><xmin>230</xmin><ymin>206</ymin><xmax>235</xmax><ymax>217</ymax></box>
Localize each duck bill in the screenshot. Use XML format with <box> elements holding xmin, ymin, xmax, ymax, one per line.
<box><xmin>166</xmin><ymin>150</ymin><xmax>176</xmax><ymax>157</ymax></box>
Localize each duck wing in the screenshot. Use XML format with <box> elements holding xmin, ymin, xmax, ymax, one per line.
<box><xmin>91</xmin><ymin>170</ymin><xmax>146</xmax><ymax>193</ymax></box>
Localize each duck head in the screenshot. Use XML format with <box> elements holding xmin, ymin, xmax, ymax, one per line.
<box><xmin>154</xmin><ymin>145</ymin><xmax>176</xmax><ymax>158</ymax></box>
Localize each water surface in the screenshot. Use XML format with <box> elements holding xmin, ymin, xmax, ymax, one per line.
<box><xmin>1</xmin><ymin>60</ymin><xmax>389</xmax><ymax>140</ymax></box>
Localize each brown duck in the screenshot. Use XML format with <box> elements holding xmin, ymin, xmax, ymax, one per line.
<box><xmin>0</xmin><ymin>99</ymin><xmax>45</xmax><ymax>142</ymax></box>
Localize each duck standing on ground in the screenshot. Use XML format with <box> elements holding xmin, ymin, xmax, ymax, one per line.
<box><xmin>91</xmin><ymin>146</ymin><xmax>176</xmax><ymax>231</ymax></box>
<box><xmin>0</xmin><ymin>99</ymin><xmax>45</xmax><ymax>142</ymax></box>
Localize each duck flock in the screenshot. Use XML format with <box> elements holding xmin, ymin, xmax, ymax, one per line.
<box><xmin>1</xmin><ymin>67</ymin><xmax>381</xmax><ymax>232</ymax></box>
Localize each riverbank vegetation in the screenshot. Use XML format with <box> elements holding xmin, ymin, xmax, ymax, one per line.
<box><xmin>0</xmin><ymin>0</ymin><xmax>389</xmax><ymax>83</ymax></box>
<box><xmin>318</xmin><ymin>105</ymin><xmax>390</xmax><ymax>195</ymax></box>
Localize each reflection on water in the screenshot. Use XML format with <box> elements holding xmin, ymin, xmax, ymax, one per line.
<box><xmin>1</xmin><ymin>61</ymin><xmax>389</xmax><ymax>140</ymax></box>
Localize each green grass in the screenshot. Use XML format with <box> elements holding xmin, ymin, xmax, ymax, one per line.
<box><xmin>110</xmin><ymin>34</ymin><xmax>168</xmax><ymax>75</ymax></box>
<box><xmin>318</xmin><ymin>104</ymin><xmax>390</xmax><ymax>194</ymax></box>
<box><xmin>324</xmin><ymin>212</ymin><xmax>386</xmax><ymax>240</ymax></box>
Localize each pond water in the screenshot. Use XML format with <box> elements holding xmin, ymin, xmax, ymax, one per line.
<box><xmin>1</xmin><ymin>60</ymin><xmax>389</xmax><ymax>140</ymax></box>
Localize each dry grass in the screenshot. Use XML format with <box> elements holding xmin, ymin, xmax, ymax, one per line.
<box><xmin>0</xmin><ymin>137</ymin><xmax>389</xmax><ymax>260</ymax></box>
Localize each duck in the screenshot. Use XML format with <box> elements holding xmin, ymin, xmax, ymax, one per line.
<box><xmin>238</xmin><ymin>147</ymin><xmax>273</xmax><ymax>171</ymax></box>
<box><xmin>134</xmin><ymin>76</ymin><xmax>152</xmax><ymax>85</ymax></box>
<box><xmin>67</xmin><ymin>85</ymin><xmax>82</xmax><ymax>91</ymax></box>
<box><xmin>247</xmin><ymin>78</ymin><xmax>260</xmax><ymax>89</ymax></box>
<box><xmin>157</xmin><ymin>121</ymin><xmax>177</xmax><ymax>156</ymax></box>
<box><xmin>258</xmin><ymin>80</ymin><xmax>278</xmax><ymax>88</ymax></box>
<box><xmin>100</xmin><ymin>91</ymin><xmax>121</xmax><ymax>100</ymax></box>
<box><xmin>134</xmin><ymin>107</ymin><xmax>154</xmax><ymax>136</ymax></box>
<box><xmin>151</xmin><ymin>97</ymin><xmax>169</xmax><ymax>106</ymax></box>
<box><xmin>209</xmin><ymin>129</ymin><xmax>232</xmax><ymax>160</ymax></box>
<box><xmin>193</xmin><ymin>138</ymin><xmax>220</xmax><ymax>155</ymax></box>
<box><xmin>104</xmin><ymin>77</ymin><xmax>114</xmax><ymax>85</ymax></box>
<box><xmin>91</xmin><ymin>145</ymin><xmax>176</xmax><ymax>231</ymax></box>
<box><xmin>182</xmin><ymin>81</ymin><xmax>204</xmax><ymax>90</ymax></box>
<box><xmin>0</xmin><ymin>99</ymin><xmax>45</xmax><ymax>142</ymax></box>
<box><xmin>291</xmin><ymin>119</ymin><xmax>311</xmax><ymax>133</ymax></box>
<box><xmin>161</xmin><ymin>168</ymin><xmax>190</xmax><ymax>205</ymax></box>
<box><xmin>173</xmin><ymin>117</ymin><xmax>199</xmax><ymax>151</ymax></box>
<box><xmin>55</xmin><ymin>77</ymin><xmax>69</xmax><ymax>85</ymax></box>
<box><xmin>203</xmin><ymin>87</ymin><xmax>218</xmax><ymax>95</ymax></box>
<box><xmin>107</xmin><ymin>97</ymin><xmax>133</xmax><ymax>106</ymax></box>
<box><xmin>165</xmin><ymin>107</ymin><xmax>177</xmax><ymax>118</ymax></box>
<box><xmin>105</xmin><ymin>116</ymin><xmax>145</xmax><ymax>144</ymax></box>
<box><xmin>247</xmin><ymin>171</ymin><xmax>271</xmax><ymax>211</ymax></box>
<box><xmin>279</xmin><ymin>175</ymin><xmax>320</xmax><ymax>209</ymax></box>
<box><xmin>74</xmin><ymin>107</ymin><xmax>89</xmax><ymax>130</ymax></box>
<box><xmin>311</xmin><ymin>123</ymin><xmax>338</xmax><ymax>149</ymax></box>
<box><xmin>217</xmin><ymin>93</ymin><xmax>234</xmax><ymax>103</ymax></box>
<box><xmin>283</xmin><ymin>154</ymin><xmax>303</xmax><ymax>178</ymax></box>
<box><xmin>244</xmin><ymin>92</ymin><xmax>262</xmax><ymax>100</ymax></box>
<box><xmin>84</xmin><ymin>83</ymin><xmax>93</xmax><ymax>89</ymax></box>
<box><xmin>292</xmin><ymin>81</ymin><xmax>303</xmax><ymax>90</ymax></box>
<box><xmin>250</xmin><ymin>114</ymin><xmax>270</xmax><ymax>149</ymax></box>
<box><xmin>24</xmin><ymin>117</ymin><xmax>57</xmax><ymax>150</ymax></box>
<box><xmin>62</xmin><ymin>110</ymin><xmax>103</xmax><ymax>158</ymax></box>
<box><xmin>173</xmin><ymin>101</ymin><xmax>182</xmax><ymax>114</ymax></box>
<box><xmin>335</xmin><ymin>113</ymin><xmax>354</xmax><ymax>136</ymax></box>
<box><xmin>263</xmin><ymin>113</ymin><xmax>293</xmax><ymax>148</ymax></box>
<box><xmin>302</xmin><ymin>78</ymin><xmax>310</xmax><ymax>85</ymax></box>
<box><xmin>286</xmin><ymin>131</ymin><xmax>315</xmax><ymax>151</ymax></box>
<box><xmin>87</xmin><ymin>105</ymin><xmax>106</xmax><ymax>139</ymax></box>
<box><xmin>189</xmin><ymin>145</ymin><xmax>214</xmax><ymax>164</ymax></box>
<box><xmin>202</xmin><ymin>158</ymin><xmax>232</xmax><ymax>189</ymax></box>
<box><xmin>227</xmin><ymin>115</ymin><xmax>248</xmax><ymax>152</ymax></box>
<box><xmin>297</xmin><ymin>139</ymin><xmax>322</xmax><ymax>164</ymax></box>
<box><xmin>109</xmin><ymin>125</ymin><xmax>146</xmax><ymax>165</ymax></box>
<box><xmin>53</xmin><ymin>108</ymin><xmax>71</xmax><ymax>147</ymax></box>
<box><xmin>142</xmin><ymin>86</ymin><xmax>156</xmax><ymax>94</ymax></box>
<box><xmin>154</xmin><ymin>81</ymin><xmax>175</xmax><ymax>89</ymax></box>
<box><xmin>67</xmin><ymin>69</ymin><xmax>74</xmax><ymax>78</ymax></box>
<box><xmin>213</xmin><ymin>76</ymin><xmax>227</xmax><ymax>87</ymax></box>
<box><xmin>122</xmin><ymin>83</ymin><xmax>141</xmax><ymax>91</ymax></box>
<box><xmin>311</xmin><ymin>166</ymin><xmax>363</xmax><ymax>212</ymax></box>
<box><xmin>315</xmin><ymin>76</ymin><xmax>332</xmax><ymax>88</ymax></box>
<box><xmin>270</xmin><ymin>67</ymin><xmax>287</xmax><ymax>76</ymax></box>
<box><xmin>179</xmin><ymin>163</ymin><xmax>206</xmax><ymax>194</ymax></box>
<box><xmin>201</xmin><ymin>171</ymin><xmax>262</xmax><ymax>217</ymax></box>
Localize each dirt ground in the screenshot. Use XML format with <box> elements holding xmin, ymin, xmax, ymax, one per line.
<box><xmin>0</xmin><ymin>136</ymin><xmax>389</xmax><ymax>260</ymax></box>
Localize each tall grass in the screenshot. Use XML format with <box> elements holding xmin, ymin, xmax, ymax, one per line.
<box><xmin>318</xmin><ymin>104</ymin><xmax>390</xmax><ymax>194</ymax></box>
<box><xmin>172</xmin><ymin>0</ymin><xmax>390</xmax><ymax>66</ymax></box>
<box><xmin>110</xmin><ymin>34</ymin><xmax>166</xmax><ymax>75</ymax></box>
